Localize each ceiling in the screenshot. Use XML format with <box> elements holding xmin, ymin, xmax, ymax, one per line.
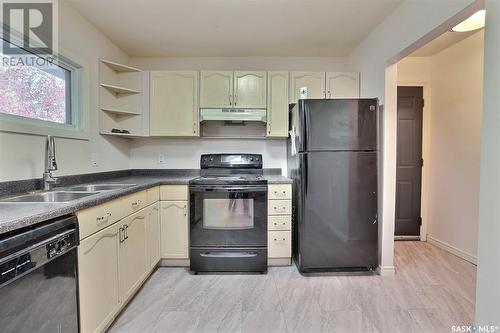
<box><xmin>66</xmin><ymin>0</ymin><xmax>403</xmax><ymax>57</ymax></box>
<box><xmin>410</xmin><ymin>29</ymin><xmax>480</xmax><ymax>57</ymax></box>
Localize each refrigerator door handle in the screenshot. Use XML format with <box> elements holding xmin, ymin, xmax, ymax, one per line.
<box><xmin>302</xmin><ymin>154</ymin><xmax>308</xmax><ymax>196</ymax></box>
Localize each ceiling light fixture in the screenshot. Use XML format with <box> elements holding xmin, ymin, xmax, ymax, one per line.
<box><xmin>452</xmin><ymin>9</ymin><xmax>486</xmax><ymax>32</ymax></box>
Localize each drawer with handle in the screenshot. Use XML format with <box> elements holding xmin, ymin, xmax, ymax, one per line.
<box><xmin>268</xmin><ymin>215</ymin><xmax>291</xmax><ymax>231</ymax></box>
<box><xmin>268</xmin><ymin>184</ymin><xmax>292</xmax><ymax>200</ymax></box>
<box><xmin>268</xmin><ymin>200</ymin><xmax>292</xmax><ymax>215</ymax></box>
<box><xmin>160</xmin><ymin>185</ymin><xmax>188</xmax><ymax>201</ymax></box>
<box><xmin>76</xmin><ymin>198</ymin><xmax>122</xmax><ymax>240</ymax></box>
<box><xmin>268</xmin><ymin>231</ymin><xmax>291</xmax><ymax>258</ymax></box>
<box><xmin>121</xmin><ymin>190</ymin><xmax>148</xmax><ymax>217</ymax></box>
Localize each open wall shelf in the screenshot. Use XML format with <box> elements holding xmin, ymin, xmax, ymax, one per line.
<box><xmin>100</xmin><ymin>59</ymin><xmax>141</xmax><ymax>73</ymax></box>
<box><xmin>101</xmin><ymin>108</ymin><xmax>141</xmax><ymax>117</ymax></box>
<box><xmin>100</xmin><ymin>131</ymin><xmax>145</xmax><ymax>138</ymax></box>
<box><xmin>99</xmin><ymin>59</ymin><xmax>147</xmax><ymax>137</ymax></box>
<box><xmin>100</xmin><ymin>83</ymin><xmax>140</xmax><ymax>95</ymax></box>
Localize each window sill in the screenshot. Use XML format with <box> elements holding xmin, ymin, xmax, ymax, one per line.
<box><xmin>0</xmin><ymin>117</ymin><xmax>89</xmax><ymax>140</ymax></box>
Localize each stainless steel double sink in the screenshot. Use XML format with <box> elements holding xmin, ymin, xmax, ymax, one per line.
<box><xmin>0</xmin><ymin>184</ymin><xmax>136</xmax><ymax>203</ymax></box>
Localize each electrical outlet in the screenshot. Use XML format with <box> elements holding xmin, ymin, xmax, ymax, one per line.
<box><xmin>158</xmin><ymin>153</ymin><xmax>166</xmax><ymax>164</ymax></box>
<box><xmin>91</xmin><ymin>153</ymin><xmax>99</xmax><ymax>167</ymax></box>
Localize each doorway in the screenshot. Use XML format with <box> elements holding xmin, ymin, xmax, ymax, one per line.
<box><xmin>395</xmin><ymin>86</ymin><xmax>423</xmax><ymax>237</ymax></box>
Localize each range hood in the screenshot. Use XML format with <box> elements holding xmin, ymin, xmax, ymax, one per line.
<box><xmin>200</xmin><ymin>108</ymin><xmax>267</xmax><ymax>122</ymax></box>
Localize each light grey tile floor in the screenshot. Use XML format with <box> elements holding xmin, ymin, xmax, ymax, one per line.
<box><xmin>108</xmin><ymin>241</ymin><xmax>476</xmax><ymax>333</ymax></box>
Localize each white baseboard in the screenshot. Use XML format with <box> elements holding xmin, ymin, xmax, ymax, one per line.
<box><xmin>427</xmin><ymin>235</ymin><xmax>477</xmax><ymax>265</ymax></box>
<box><xmin>377</xmin><ymin>265</ymin><xmax>396</xmax><ymax>276</ymax></box>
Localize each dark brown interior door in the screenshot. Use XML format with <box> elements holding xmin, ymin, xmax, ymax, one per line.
<box><xmin>395</xmin><ymin>86</ymin><xmax>423</xmax><ymax>236</ymax></box>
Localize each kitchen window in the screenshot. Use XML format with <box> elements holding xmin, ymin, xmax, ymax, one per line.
<box><xmin>0</xmin><ymin>38</ymin><xmax>87</xmax><ymax>139</ymax></box>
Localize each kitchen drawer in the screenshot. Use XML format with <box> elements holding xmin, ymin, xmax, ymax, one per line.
<box><xmin>77</xmin><ymin>198</ymin><xmax>122</xmax><ymax>240</ymax></box>
<box><xmin>268</xmin><ymin>231</ymin><xmax>291</xmax><ymax>258</ymax></box>
<box><xmin>268</xmin><ymin>215</ymin><xmax>291</xmax><ymax>231</ymax></box>
<box><xmin>268</xmin><ymin>184</ymin><xmax>292</xmax><ymax>200</ymax></box>
<box><xmin>146</xmin><ymin>186</ymin><xmax>160</xmax><ymax>206</ymax></box>
<box><xmin>121</xmin><ymin>190</ymin><xmax>148</xmax><ymax>218</ymax></box>
<box><xmin>268</xmin><ymin>200</ymin><xmax>292</xmax><ymax>215</ymax></box>
<box><xmin>160</xmin><ymin>185</ymin><xmax>188</xmax><ymax>201</ymax></box>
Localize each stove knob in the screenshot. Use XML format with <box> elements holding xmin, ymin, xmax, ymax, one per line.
<box><xmin>250</xmin><ymin>157</ymin><xmax>254</xmax><ymax>161</ymax></box>
<box><xmin>255</xmin><ymin>157</ymin><xmax>259</xmax><ymax>161</ymax></box>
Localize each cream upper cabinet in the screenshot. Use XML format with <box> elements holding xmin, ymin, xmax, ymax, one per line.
<box><xmin>267</xmin><ymin>71</ymin><xmax>289</xmax><ymax>137</ymax></box>
<box><xmin>290</xmin><ymin>71</ymin><xmax>326</xmax><ymax>102</ymax></box>
<box><xmin>119</xmin><ymin>210</ymin><xmax>148</xmax><ymax>303</ymax></box>
<box><xmin>150</xmin><ymin>71</ymin><xmax>199</xmax><ymax>136</ymax></box>
<box><xmin>234</xmin><ymin>71</ymin><xmax>267</xmax><ymax>108</ymax></box>
<box><xmin>78</xmin><ymin>222</ymin><xmax>121</xmax><ymax>333</ymax></box>
<box><xmin>326</xmin><ymin>72</ymin><xmax>360</xmax><ymax>98</ymax></box>
<box><xmin>160</xmin><ymin>201</ymin><xmax>189</xmax><ymax>259</ymax></box>
<box><xmin>200</xmin><ymin>71</ymin><xmax>233</xmax><ymax>108</ymax></box>
<box><xmin>146</xmin><ymin>202</ymin><xmax>161</xmax><ymax>270</ymax></box>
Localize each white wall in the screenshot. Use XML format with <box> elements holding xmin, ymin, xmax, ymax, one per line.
<box><xmin>398</xmin><ymin>31</ymin><xmax>484</xmax><ymax>262</ymax></box>
<box><xmin>0</xmin><ymin>0</ymin><xmax>131</xmax><ymax>182</ymax></box>
<box><xmin>130</xmin><ymin>138</ymin><xmax>287</xmax><ymax>172</ymax></box>
<box><xmin>476</xmin><ymin>0</ymin><xmax>500</xmax><ymax>324</ymax></box>
<box><xmin>348</xmin><ymin>0</ymin><xmax>477</xmax><ymax>271</ymax></box>
<box><xmin>129</xmin><ymin>56</ymin><xmax>351</xmax><ymax>72</ymax></box>
<box><xmin>128</xmin><ymin>56</ymin><xmax>350</xmax><ymax>174</ymax></box>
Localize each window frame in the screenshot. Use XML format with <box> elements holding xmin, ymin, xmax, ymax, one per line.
<box><xmin>0</xmin><ymin>28</ymin><xmax>89</xmax><ymax>140</ymax></box>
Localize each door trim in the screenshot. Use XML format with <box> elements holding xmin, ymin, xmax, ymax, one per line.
<box><xmin>397</xmin><ymin>83</ymin><xmax>430</xmax><ymax>242</ymax></box>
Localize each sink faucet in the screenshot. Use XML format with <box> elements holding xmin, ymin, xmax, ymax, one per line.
<box><xmin>43</xmin><ymin>135</ymin><xmax>59</xmax><ymax>190</ymax></box>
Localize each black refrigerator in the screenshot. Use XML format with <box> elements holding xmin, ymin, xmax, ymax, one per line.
<box><xmin>287</xmin><ymin>99</ymin><xmax>379</xmax><ymax>272</ymax></box>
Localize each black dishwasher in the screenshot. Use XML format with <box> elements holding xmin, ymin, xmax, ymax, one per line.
<box><xmin>0</xmin><ymin>215</ymin><xmax>79</xmax><ymax>333</ymax></box>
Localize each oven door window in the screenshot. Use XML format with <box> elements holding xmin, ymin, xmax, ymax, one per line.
<box><xmin>190</xmin><ymin>187</ymin><xmax>267</xmax><ymax>247</ymax></box>
<box><xmin>203</xmin><ymin>198</ymin><xmax>254</xmax><ymax>229</ymax></box>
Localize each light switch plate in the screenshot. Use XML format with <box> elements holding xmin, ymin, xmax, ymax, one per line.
<box><xmin>91</xmin><ymin>153</ymin><xmax>98</xmax><ymax>167</ymax></box>
<box><xmin>158</xmin><ymin>153</ymin><xmax>166</xmax><ymax>164</ymax></box>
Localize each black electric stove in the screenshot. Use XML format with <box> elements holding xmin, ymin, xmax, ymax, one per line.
<box><xmin>189</xmin><ymin>154</ymin><xmax>268</xmax><ymax>273</ymax></box>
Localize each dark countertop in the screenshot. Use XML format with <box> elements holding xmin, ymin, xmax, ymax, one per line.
<box><xmin>0</xmin><ymin>173</ymin><xmax>292</xmax><ymax>236</ymax></box>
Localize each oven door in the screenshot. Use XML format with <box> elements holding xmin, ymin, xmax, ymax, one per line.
<box><xmin>190</xmin><ymin>185</ymin><xmax>267</xmax><ymax>247</ymax></box>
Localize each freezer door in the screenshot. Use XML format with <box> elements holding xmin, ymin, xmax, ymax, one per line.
<box><xmin>298</xmin><ymin>99</ymin><xmax>378</xmax><ymax>152</ymax></box>
<box><xmin>297</xmin><ymin>151</ymin><xmax>378</xmax><ymax>271</ymax></box>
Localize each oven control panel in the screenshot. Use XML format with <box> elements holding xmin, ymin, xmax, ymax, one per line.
<box><xmin>201</xmin><ymin>154</ymin><xmax>262</xmax><ymax>169</ymax></box>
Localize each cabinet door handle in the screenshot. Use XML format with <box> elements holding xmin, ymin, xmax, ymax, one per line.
<box><xmin>124</xmin><ymin>225</ymin><xmax>129</xmax><ymax>240</ymax></box>
<box><xmin>274</xmin><ymin>238</ymin><xmax>286</xmax><ymax>243</ymax></box>
<box><xmin>183</xmin><ymin>205</ymin><xmax>187</xmax><ymax>216</ymax></box>
<box><xmin>234</xmin><ymin>94</ymin><xmax>237</xmax><ymax>106</ymax></box>
<box><xmin>119</xmin><ymin>227</ymin><xmax>124</xmax><ymax>243</ymax></box>
<box><xmin>229</xmin><ymin>94</ymin><xmax>232</xmax><ymax>106</ymax></box>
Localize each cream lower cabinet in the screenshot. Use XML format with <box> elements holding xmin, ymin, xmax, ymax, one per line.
<box><xmin>160</xmin><ymin>200</ymin><xmax>189</xmax><ymax>259</ymax></box>
<box><xmin>119</xmin><ymin>209</ymin><xmax>148</xmax><ymax>303</ymax></box>
<box><xmin>78</xmin><ymin>222</ymin><xmax>121</xmax><ymax>333</ymax></box>
<box><xmin>268</xmin><ymin>184</ymin><xmax>292</xmax><ymax>265</ymax></box>
<box><xmin>146</xmin><ymin>202</ymin><xmax>161</xmax><ymax>270</ymax></box>
<box><xmin>150</xmin><ymin>71</ymin><xmax>199</xmax><ymax>136</ymax></box>
<box><xmin>78</xmin><ymin>188</ymin><xmax>160</xmax><ymax>333</ymax></box>
<box><xmin>267</xmin><ymin>71</ymin><xmax>289</xmax><ymax>137</ymax></box>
